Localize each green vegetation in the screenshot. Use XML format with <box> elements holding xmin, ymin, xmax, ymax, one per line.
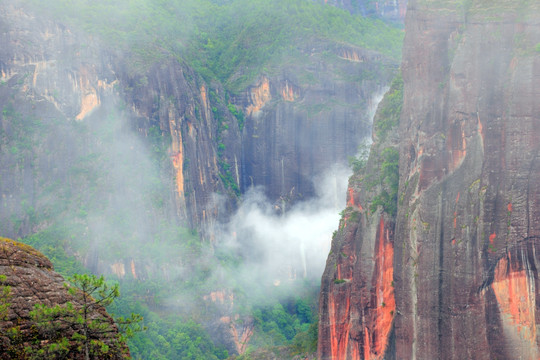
<box><xmin>129</xmin><ymin>317</ymin><xmax>228</xmax><ymax>360</ymax></box>
<box><xmin>207</xmin><ymin>89</ymin><xmax>240</xmax><ymax>195</ymax></box>
<box><xmin>374</xmin><ymin>73</ymin><xmax>403</xmax><ymax>141</ymax></box>
<box><xmin>363</xmin><ymin>72</ymin><xmax>403</xmax><ymax>217</ymax></box>
<box><xmin>106</xmin><ymin>278</ymin><xmax>231</xmax><ymax>360</ymax></box>
<box><xmin>0</xmin><ymin>274</ymin><xmax>141</xmax><ymax>359</ymax></box>
<box><xmin>22</xmin><ymin>228</ymin><xmax>89</xmax><ymax>276</ymax></box>
<box><xmin>227</xmin><ymin>104</ymin><xmax>246</xmax><ymax>132</ymax></box>
<box><xmin>348</xmin><ymin>141</ymin><xmax>370</xmax><ymax>173</ymax></box>
<box><xmin>245</xmin><ymin>295</ymin><xmax>318</xmax><ymax>355</ymax></box>
<box><xmin>24</xmin><ymin>0</ymin><xmax>403</xmax><ymax>92</ymax></box>
<box><xmin>0</xmin><ymin>275</ymin><xmax>11</xmax><ymax>321</ymax></box>
<box><xmin>370</xmin><ymin>147</ymin><xmax>399</xmax><ymax>216</ymax></box>
<box><xmin>28</xmin><ymin>274</ymin><xmax>141</xmax><ymax>359</ymax></box>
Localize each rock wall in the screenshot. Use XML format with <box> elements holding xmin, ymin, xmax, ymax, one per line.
<box><xmin>0</xmin><ymin>0</ymin><xmax>239</xmax><ymax>244</ymax></box>
<box><xmin>118</xmin><ymin>61</ymin><xmax>242</xmax><ymax>234</ymax></box>
<box><xmin>396</xmin><ymin>1</ymin><xmax>540</xmax><ymax>358</ymax></box>
<box><xmin>318</xmin><ymin>77</ymin><xmax>401</xmax><ymax>359</ymax></box>
<box><xmin>237</xmin><ymin>43</ymin><xmax>395</xmax><ymax>203</ymax></box>
<box><xmin>319</xmin><ymin>0</ymin><xmax>540</xmax><ymax>359</ymax></box>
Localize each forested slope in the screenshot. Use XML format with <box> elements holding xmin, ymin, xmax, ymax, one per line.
<box><xmin>0</xmin><ymin>0</ymin><xmax>403</xmax><ymax>357</ymax></box>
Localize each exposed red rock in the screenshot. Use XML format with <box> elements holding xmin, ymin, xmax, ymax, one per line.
<box><xmin>319</xmin><ymin>75</ymin><xmax>401</xmax><ymax>358</ymax></box>
<box><xmin>320</xmin><ymin>1</ymin><xmax>540</xmax><ymax>358</ymax></box>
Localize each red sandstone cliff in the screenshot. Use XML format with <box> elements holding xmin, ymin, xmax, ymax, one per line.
<box><xmin>318</xmin><ymin>76</ymin><xmax>401</xmax><ymax>360</ymax></box>
<box><xmin>319</xmin><ymin>0</ymin><xmax>540</xmax><ymax>359</ymax></box>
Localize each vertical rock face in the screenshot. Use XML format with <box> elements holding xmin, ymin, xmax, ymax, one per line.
<box><xmin>319</xmin><ymin>0</ymin><xmax>540</xmax><ymax>359</ymax></box>
<box><xmin>237</xmin><ymin>44</ymin><xmax>395</xmax><ymax>203</ymax></box>
<box><xmin>318</xmin><ymin>77</ymin><xmax>401</xmax><ymax>360</ymax></box>
<box><xmin>396</xmin><ymin>1</ymin><xmax>540</xmax><ymax>358</ymax></box>
<box><xmin>118</xmin><ymin>61</ymin><xmax>242</xmax><ymax>233</ymax></box>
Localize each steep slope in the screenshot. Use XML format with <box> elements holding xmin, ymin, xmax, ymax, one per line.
<box><xmin>0</xmin><ymin>0</ymin><xmax>402</xmax><ymax>357</ymax></box>
<box><xmin>319</xmin><ymin>0</ymin><xmax>540</xmax><ymax>359</ymax></box>
<box><xmin>318</xmin><ymin>75</ymin><xmax>401</xmax><ymax>359</ymax></box>
<box><xmin>236</xmin><ymin>44</ymin><xmax>395</xmax><ymax>202</ymax></box>
<box><xmin>0</xmin><ymin>237</ymin><xmax>128</xmax><ymax>358</ymax></box>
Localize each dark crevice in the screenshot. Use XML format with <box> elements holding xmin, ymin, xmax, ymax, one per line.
<box><xmin>437</xmin><ymin>185</ymin><xmax>445</xmax><ymax>360</ymax></box>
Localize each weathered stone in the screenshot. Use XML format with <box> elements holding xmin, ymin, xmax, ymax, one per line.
<box><xmin>318</xmin><ymin>78</ymin><xmax>400</xmax><ymax>359</ymax></box>
<box><xmin>0</xmin><ymin>237</ymin><xmax>127</xmax><ymax>359</ymax></box>
<box><xmin>319</xmin><ymin>0</ymin><xmax>540</xmax><ymax>358</ymax></box>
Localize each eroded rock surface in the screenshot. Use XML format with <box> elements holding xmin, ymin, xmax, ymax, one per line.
<box><xmin>0</xmin><ymin>237</ymin><xmax>127</xmax><ymax>359</ymax></box>
<box><xmin>319</xmin><ymin>0</ymin><xmax>540</xmax><ymax>359</ymax></box>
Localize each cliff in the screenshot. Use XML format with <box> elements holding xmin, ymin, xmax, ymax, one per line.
<box><xmin>319</xmin><ymin>0</ymin><xmax>540</xmax><ymax>359</ymax></box>
<box><xmin>0</xmin><ymin>237</ymin><xmax>127</xmax><ymax>358</ymax></box>
<box><xmin>0</xmin><ymin>0</ymin><xmax>398</xmax><ymax>252</ymax></box>
<box><xmin>236</xmin><ymin>43</ymin><xmax>395</xmax><ymax>203</ymax></box>
<box><xmin>0</xmin><ymin>1</ymin><xmax>401</xmax><ymax>356</ymax></box>
<box><xmin>318</xmin><ymin>76</ymin><xmax>401</xmax><ymax>359</ymax></box>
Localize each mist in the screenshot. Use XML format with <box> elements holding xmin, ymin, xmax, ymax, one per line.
<box><xmin>219</xmin><ymin>164</ymin><xmax>351</xmax><ymax>288</ymax></box>
<box><xmin>0</xmin><ymin>0</ymin><xmax>400</xmax><ymax>356</ymax></box>
<box><xmin>206</xmin><ymin>86</ymin><xmax>387</xmax><ymax>305</ymax></box>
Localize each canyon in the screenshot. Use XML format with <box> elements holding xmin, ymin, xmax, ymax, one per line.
<box><xmin>0</xmin><ymin>0</ymin><xmax>401</xmax><ymax>357</ymax></box>
<box><xmin>3</xmin><ymin>0</ymin><xmax>538</xmax><ymax>358</ymax></box>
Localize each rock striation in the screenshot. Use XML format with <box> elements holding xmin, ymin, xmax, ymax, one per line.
<box><xmin>0</xmin><ymin>0</ymin><xmax>396</xmax><ymax>244</ymax></box>
<box><xmin>319</xmin><ymin>0</ymin><xmax>540</xmax><ymax>359</ymax></box>
<box><xmin>236</xmin><ymin>43</ymin><xmax>395</xmax><ymax>203</ymax></box>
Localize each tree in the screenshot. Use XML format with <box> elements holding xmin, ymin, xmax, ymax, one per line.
<box><xmin>0</xmin><ymin>275</ymin><xmax>10</xmax><ymax>321</ymax></box>
<box><xmin>30</xmin><ymin>274</ymin><xmax>144</xmax><ymax>359</ymax></box>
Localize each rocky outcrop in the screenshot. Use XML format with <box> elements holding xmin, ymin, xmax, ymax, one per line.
<box><xmin>319</xmin><ymin>0</ymin><xmax>540</xmax><ymax>359</ymax></box>
<box><xmin>0</xmin><ymin>237</ymin><xmax>127</xmax><ymax>358</ymax></box>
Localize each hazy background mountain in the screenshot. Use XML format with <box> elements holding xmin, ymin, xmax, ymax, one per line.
<box><xmin>0</xmin><ymin>0</ymin><xmax>403</xmax><ymax>358</ymax></box>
